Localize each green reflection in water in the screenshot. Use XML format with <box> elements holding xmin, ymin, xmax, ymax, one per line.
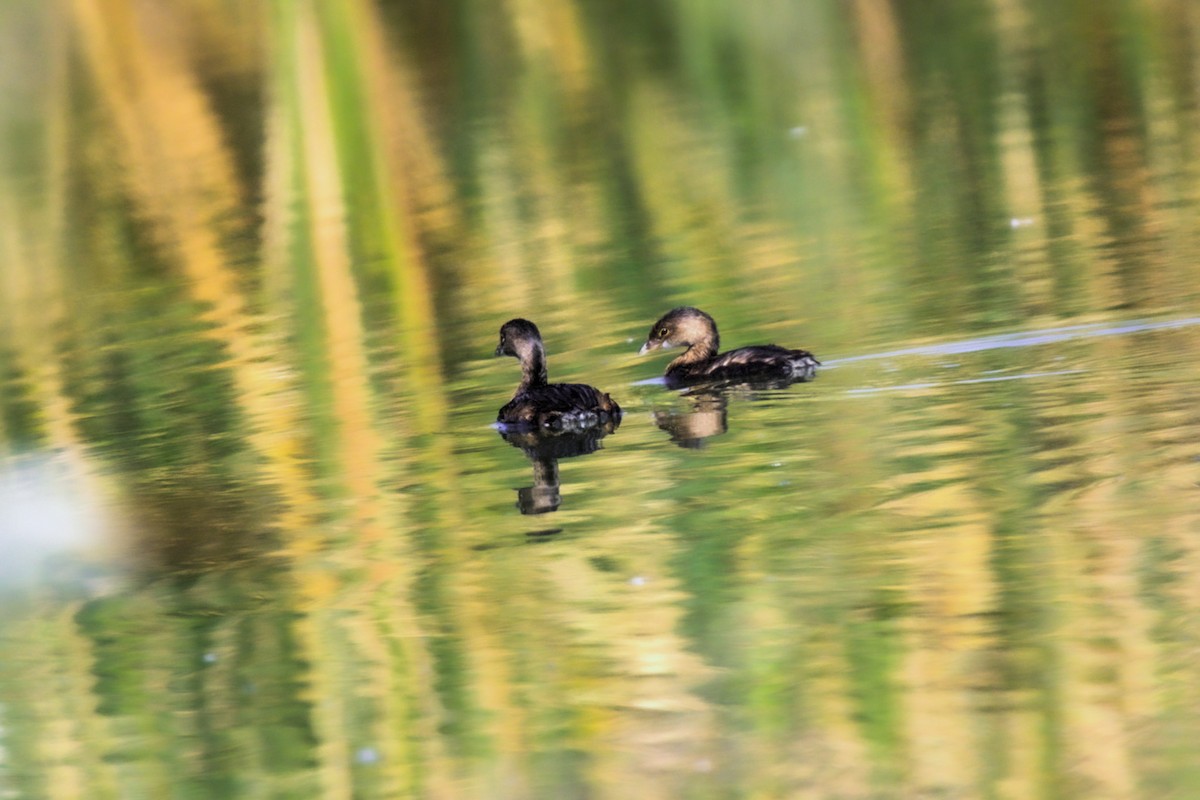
<box><xmin>2</xmin><ymin>0</ymin><xmax>1200</xmax><ymax>798</ymax></box>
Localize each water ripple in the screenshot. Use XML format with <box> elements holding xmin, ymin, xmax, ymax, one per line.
<box><xmin>845</xmin><ymin>369</ymin><xmax>1085</xmax><ymax>395</ymax></box>
<box><xmin>824</xmin><ymin>315</ymin><xmax>1200</xmax><ymax>367</ymax></box>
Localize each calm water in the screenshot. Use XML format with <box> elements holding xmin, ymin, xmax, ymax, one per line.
<box><xmin>3</xmin><ymin>1</ymin><xmax>1200</xmax><ymax>798</ymax></box>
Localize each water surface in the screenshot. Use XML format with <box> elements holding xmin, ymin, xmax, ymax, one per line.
<box><xmin>2</xmin><ymin>1</ymin><xmax>1200</xmax><ymax>798</ymax></box>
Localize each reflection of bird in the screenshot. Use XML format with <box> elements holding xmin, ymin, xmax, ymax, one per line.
<box><xmin>499</xmin><ymin>422</ymin><xmax>619</xmax><ymax>515</ymax></box>
<box><xmin>653</xmin><ymin>392</ymin><xmax>728</xmax><ymax>449</ymax></box>
<box><xmin>639</xmin><ymin>307</ymin><xmax>819</xmax><ymax>388</ymax></box>
<box><xmin>518</xmin><ymin>459</ymin><xmax>562</xmax><ymax>515</ymax></box>
<box><xmin>494</xmin><ymin>318</ymin><xmax>621</xmax><ymax>429</ymax></box>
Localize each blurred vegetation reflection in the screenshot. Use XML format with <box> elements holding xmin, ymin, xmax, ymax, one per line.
<box><xmin>2</xmin><ymin>0</ymin><xmax>1200</xmax><ymax>798</ymax></box>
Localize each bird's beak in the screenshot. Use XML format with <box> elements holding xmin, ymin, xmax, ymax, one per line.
<box><xmin>494</xmin><ymin>344</ymin><xmax>505</xmax><ymax>357</ymax></box>
<box><xmin>638</xmin><ymin>340</ymin><xmax>655</xmax><ymax>356</ymax></box>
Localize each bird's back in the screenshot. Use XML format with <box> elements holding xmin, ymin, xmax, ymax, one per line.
<box><xmin>667</xmin><ymin>345</ymin><xmax>819</xmax><ymax>386</ymax></box>
<box><xmin>498</xmin><ymin>382</ymin><xmax>621</xmax><ymax>429</ymax></box>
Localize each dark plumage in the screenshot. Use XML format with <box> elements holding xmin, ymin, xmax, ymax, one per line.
<box><xmin>494</xmin><ymin>318</ymin><xmax>622</xmax><ymax>429</ymax></box>
<box><xmin>638</xmin><ymin>307</ymin><xmax>819</xmax><ymax>388</ymax></box>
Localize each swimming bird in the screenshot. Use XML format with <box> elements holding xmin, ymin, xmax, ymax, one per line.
<box><xmin>495</xmin><ymin>318</ymin><xmax>621</xmax><ymax>429</ymax></box>
<box><xmin>638</xmin><ymin>306</ymin><xmax>819</xmax><ymax>388</ymax></box>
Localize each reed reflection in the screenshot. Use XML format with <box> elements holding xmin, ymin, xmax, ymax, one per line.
<box><xmin>497</xmin><ymin>421</ymin><xmax>620</xmax><ymax>514</ymax></box>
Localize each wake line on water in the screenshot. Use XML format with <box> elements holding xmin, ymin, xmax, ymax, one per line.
<box><xmin>845</xmin><ymin>369</ymin><xmax>1084</xmax><ymax>396</ymax></box>
<box><xmin>821</xmin><ymin>315</ymin><xmax>1200</xmax><ymax>368</ymax></box>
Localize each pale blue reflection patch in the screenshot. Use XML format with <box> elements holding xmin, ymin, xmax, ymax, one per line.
<box><xmin>0</xmin><ymin>453</ymin><xmax>113</xmax><ymax>590</ymax></box>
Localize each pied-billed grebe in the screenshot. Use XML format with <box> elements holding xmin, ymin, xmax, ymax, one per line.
<box><xmin>495</xmin><ymin>318</ymin><xmax>622</xmax><ymax>429</ymax></box>
<box><xmin>639</xmin><ymin>307</ymin><xmax>819</xmax><ymax>387</ymax></box>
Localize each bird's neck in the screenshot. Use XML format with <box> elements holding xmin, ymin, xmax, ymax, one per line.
<box><xmin>518</xmin><ymin>342</ymin><xmax>549</xmax><ymax>391</ymax></box>
<box><xmin>668</xmin><ymin>336</ymin><xmax>718</xmax><ymax>370</ymax></box>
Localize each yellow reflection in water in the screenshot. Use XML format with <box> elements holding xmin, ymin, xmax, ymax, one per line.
<box><xmin>2</xmin><ymin>0</ymin><xmax>1200</xmax><ymax>798</ymax></box>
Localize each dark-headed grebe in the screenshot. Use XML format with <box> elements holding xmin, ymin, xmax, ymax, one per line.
<box><xmin>638</xmin><ymin>307</ymin><xmax>819</xmax><ymax>387</ymax></box>
<box><xmin>495</xmin><ymin>318</ymin><xmax>621</xmax><ymax>429</ymax></box>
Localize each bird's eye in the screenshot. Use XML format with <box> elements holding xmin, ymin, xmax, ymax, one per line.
<box><xmin>659</xmin><ymin>327</ymin><xmax>669</xmax><ymax>338</ymax></box>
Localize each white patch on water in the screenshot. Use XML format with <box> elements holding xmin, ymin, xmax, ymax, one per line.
<box><xmin>0</xmin><ymin>453</ymin><xmax>111</xmax><ymax>589</ymax></box>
